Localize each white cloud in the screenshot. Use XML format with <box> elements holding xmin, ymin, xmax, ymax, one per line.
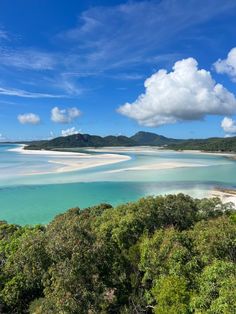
<box><xmin>17</xmin><ymin>113</ymin><xmax>41</xmax><ymax>125</ymax></box>
<box><xmin>61</xmin><ymin>127</ymin><xmax>80</xmax><ymax>137</ymax></box>
<box><xmin>58</xmin><ymin>0</ymin><xmax>236</xmax><ymax>74</ymax></box>
<box><xmin>118</xmin><ymin>58</ymin><xmax>236</xmax><ymax>127</ymax></box>
<box><xmin>51</xmin><ymin>106</ymin><xmax>81</xmax><ymax>123</ymax></box>
<box><xmin>0</xmin><ymin>49</ymin><xmax>56</xmax><ymax>70</ymax></box>
<box><xmin>54</xmin><ymin>74</ymin><xmax>84</xmax><ymax>96</ymax></box>
<box><xmin>221</xmin><ymin>117</ymin><xmax>236</xmax><ymax>134</ymax></box>
<box><xmin>0</xmin><ymin>87</ymin><xmax>65</xmax><ymax>98</ymax></box>
<box><xmin>214</xmin><ymin>47</ymin><xmax>236</xmax><ymax>80</ymax></box>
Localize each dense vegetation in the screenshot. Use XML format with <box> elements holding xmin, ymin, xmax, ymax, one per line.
<box><xmin>0</xmin><ymin>194</ymin><xmax>235</xmax><ymax>313</ymax></box>
<box><xmin>25</xmin><ymin>131</ymin><xmax>181</xmax><ymax>150</ymax></box>
<box><xmin>167</xmin><ymin>136</ymin><xmax>236</xmax><ymax>152</ymax></box>
<box><xmin>130</xmin><ymin>131</ymin><xmax>180</xmax><ymax>146</ymax></box>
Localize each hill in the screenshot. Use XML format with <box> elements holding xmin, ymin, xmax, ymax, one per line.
<box><xmin>167</xmin><ymin>136</ymin><xmax>236</xmax><ymax>152</ymax></box>
<box><xmin>25</xmin><ymin>133</ymin><xmax>136</xmax><ymax>150</ymax></box>
<box><xmin>130</xmin><ymin>131</ymin><xmax>181</xmax><ymax>145</ymax></box>
<box><xmin>24</xmin><ymin>131</ymin><xmax>236</xmax><ymax>152</ymax></box>
<box><xmin>25</xmin><ymin>131</ymin><xmax>181</xmax><ymax>150</ymax></box>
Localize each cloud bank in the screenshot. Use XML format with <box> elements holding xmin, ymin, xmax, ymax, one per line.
<box><xmin>51</xmin><ymin>107</ymin><xmax>81</xmax><ymax>123</ymax></box>
<box><xmin>118</xmin><ymin>58</ymin><xmax>236</xmax><ymax>127</ymax></box>
<box><xmin>18</xmin><ymin>113</ymin><xmax>41</xmax><ymax>125</ymax></box>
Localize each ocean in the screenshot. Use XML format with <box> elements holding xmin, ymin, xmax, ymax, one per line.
<box><xmin>0</xmin><ymin>144</ymin><xmax>236</xmax><ymax>225</ymax></box>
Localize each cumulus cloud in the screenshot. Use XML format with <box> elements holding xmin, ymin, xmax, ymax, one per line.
<box><xmin>118</xmin><ymin>58</ymin><xmax>236</xmax><ymax>127</ymax></box>
<box><xmin>17</xmin><ymin>113</ymin><xmax>41</xmax><ymax>125</ymax></box>
<box><xmin>61</xmin><ymin>127</ymin><xmax>80</xmax><ymax>137</ymax></box>
<box><xmin>221</xmin><ymin>117</ymin><xmax>236</xmax><ymax>134</ymax></box>
<box><xmin>51</xmin><ymin>106</ymin><xmax>81</xmax><ymax>123</ymax></box>
<box><xmin>214</xmin><ymin>47</ymin><xmax>236</xmax><ymax>80</ymax></box>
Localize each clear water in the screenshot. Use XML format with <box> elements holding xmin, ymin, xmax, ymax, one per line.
<box><xmin>0</xmin><ymin>144</ymin><xmax>236</xmax><ymax>225</ymax></box>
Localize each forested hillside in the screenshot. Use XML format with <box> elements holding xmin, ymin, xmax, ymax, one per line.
<box><xmin>24</xmin><ymin>131</ymin><xmax>236</xmax><ymax>153</ymax></box>
<box><xmin>0</xmin><ymin>194</ymin><xmax>235</xmax><ymax>313</ymax></box>
<box><xmin>167</xmin><ymin>136</ymin><xmax>236</xmax><ymax>152</ymax></box>
<box><xmin>24</xmin><ymin>131</ymin><xmax>182</xmax><ymax>150</ymax></box>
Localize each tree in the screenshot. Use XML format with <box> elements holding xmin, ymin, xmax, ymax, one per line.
<box><xmin>191</xmin><ymin>260</ymin><xmax>236</xmax><ymax>313</ymax></box>
<box><xmin>152</xmin><ymin>275</ymin><xmax>190</xmax><ymax>314</ymax></box>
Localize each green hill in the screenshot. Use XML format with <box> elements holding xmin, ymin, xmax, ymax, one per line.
<box><xmin>25</xmin><ymin>133</ymin><xmax>136</xmax><ymax>150</ymax></box>
<box><xmin>24</xmin><ymin>131</ymin><xmax>236</xmax><ymax>152</ymax></box>
<box><xmin>25</xmin><ymin>131</ymin><xmax>183</xmax><ymax>150</ymax></box>
<box><xmin>167</xmin><ymin>136</ymin><xmax>236</xmax><ymax>152</ymax></box>
<box><xmin>131</xmin><ymin>131</ymin><xmax>181</xmax><ymax>145</ymax></box>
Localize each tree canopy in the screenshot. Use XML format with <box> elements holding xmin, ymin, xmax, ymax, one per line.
<box><xmin>0</xmin><ymin>194</ymin><xmax>235</xmax><ymax>313</ymax></box>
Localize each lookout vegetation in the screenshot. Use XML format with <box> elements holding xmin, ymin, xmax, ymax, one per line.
<box><xmin>0</xmin><ymin>194</ymin><xmax>235</xmax><ymax>313</ymax></box>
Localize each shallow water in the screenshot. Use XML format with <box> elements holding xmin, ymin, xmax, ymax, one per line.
<box><xmin>0</xmin><ymin>144</ymin><xmax>236</xmax><ymax>225</ymax></box>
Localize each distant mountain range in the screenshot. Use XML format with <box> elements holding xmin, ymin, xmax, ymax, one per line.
<box><xmin>24</xmin><ymin>131</ymin><xmax>236</xmax><ymax>152</ymax></box>
<box><xmin>25</xmin><ymin>131</ymin><xmax>181</xmax><ymax>150</ymax></box>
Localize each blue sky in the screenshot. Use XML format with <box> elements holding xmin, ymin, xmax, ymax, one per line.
<box><xmin>1</xmin><ymin>0</ymin><xmax>236</xmax><ymax>140</ymax></box>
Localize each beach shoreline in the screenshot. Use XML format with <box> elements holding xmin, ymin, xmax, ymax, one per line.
<box><xmin>85</xmin><ymin>146</ymin><xmax>236</xmax><ymax>157</ymax></box>
<box><xmin>8</xmin><ymin>145</ymin><xmax>132</xmax><ymax>175</ymax></box>
<box><xmin>7</xmin><ymin>145</ymin><xmax>236</xmax><ymax>177</ymax></box>
<box><xmin>6</xmin><ymin>146</ymin><xmax>236</xmax><ymax>207</ymax></box>
<box><xmin>208</xmin><ymin>188</ymin><xmax>236</xmax><ymax>206</ymax></box>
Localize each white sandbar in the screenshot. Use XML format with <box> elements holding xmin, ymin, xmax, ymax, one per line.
<box><xmin>8</xmin><ymin>145</ymin><xmax>131</xmax><ymax>175</ymax></box>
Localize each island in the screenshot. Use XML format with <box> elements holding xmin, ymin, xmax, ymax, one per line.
<box><xmin>24</xmin><ymin>131</ymin><xmax>236</xmax><ymax>153</ymax></box>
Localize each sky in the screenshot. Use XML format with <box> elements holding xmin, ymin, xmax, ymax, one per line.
<box><xmin>1</xmin><ymin>0</ymin><xmax>236</xmax><ymax>141</ymax></box>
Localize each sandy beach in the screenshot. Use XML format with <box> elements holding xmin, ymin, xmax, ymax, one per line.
<box><xmin>106</xmin><ymin>161</ymin><xmax>207</xmax><ymax>173</ymax></box>
<box><xmin>6</xmin><ymin>146</ymin><xmax>236</xmax><ymax>208</ymax></box>
<box><xmin>86</xmin><ymin>146</ymin><xmax>236</xmax><ymax>158</ymax></box>
<box><xmin>8</xmin><ymin>145</ymin><xmax>235</xmax><ymax>176</ymax></box>
<box><xmin>4</xmin><ymin>144</ymin><xmax>236</xmax><ymax>208</ymax></box>
<box><xmin>8</xmin><ymin>145</ymin><xmax>87</xmax><ymax>157</ymax></box>
<box><xmin>209</xmin><ymin>188</ymin><xmax>236</xmax><ymax>206</ymax></box>
<box><xmin>8</xmin><ymin>145</ymin><xmax>131</xmax><ymax>175</ymax></box>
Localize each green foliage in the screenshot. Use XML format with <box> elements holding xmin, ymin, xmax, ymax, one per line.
<box><xmin>152</xmin><ymin>275</ymin><xmax>190</xmax><ymax>314</ymax></box>
<box><xmin>0</xmin><ymin>194</ymin><xmax>235</xmax><ymax>313</ymax></box>
<box><xmin>25</xmin><ymin>131</ymin><xmax>181</xmax><ymax>150</ymax></box>
<box><xmin>167</xmin><ymin>136</ymin><xmax>236</xmax><ymax>152</ymax></box>
<box><xmin>190</xmin><ymin>216</ymin><xmax>236</xmax><ymax>263</ymax></box>
<box><xmin>190</xmin><ymin>260</ymin><xmax>236</xmax><ymax>313</ymax></box>
<box><xmin>24</xmin><ymin>130</ymin><xmax>236</xmax><ymax>152</ymax></box>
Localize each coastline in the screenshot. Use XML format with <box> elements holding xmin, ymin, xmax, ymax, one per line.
<box><xmin>8</xmin><ymin>145</ymin><xmax>131</xmax><ymax>175</ymax></box>
<box><xmin>106</xmin><ymin>162</ymin><xmax>207</xmax><ymax>173</ymax></box>
<box><xmin>86</xmin><ymin>146</ymin><xmax>236</xmax><ymax>157</ymax></box>
<box><xmin>8</xmin><ymin>145</ymin><xmax>236</xmax><ymax>177</ymax></box>
<box><xmin>208</xmin><ymin>187</ymin><xmax>236</xmax><ymax>206</ymax></box>
<box><xmin>9</xmin><ymin>145</ymin><xmax>212</xmax><ymax>176</ymax></box>
<box><xmin>6</xmin><ymin>145</ymin><xmax>236</xmax><ymax>206</ymax></box>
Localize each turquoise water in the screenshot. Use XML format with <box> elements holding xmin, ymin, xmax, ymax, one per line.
<box><xmin>0</xmin><ymin>144</ymin><xmax>236</xmax><ymax>225</ymax></box>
